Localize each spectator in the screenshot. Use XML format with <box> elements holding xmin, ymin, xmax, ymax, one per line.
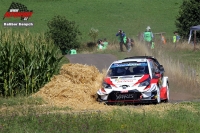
<box><xmin>131</xmin><ymin>38</ymin><xmax>135</xmax><ymax>47</ymax></box>
<box><xmin>96</xmin><ymin>39</ymin><xmax>104</xmax><ymax>50</ymax></box>
<box><xmin>126</xmin><ymin>37</ymin><xmax>134</xmax><ymax>52</ymax></box>
<box><xmin>143</xmin><ymin>26</ymin><xmax>154</xmax><ymax>47</ymax></box>
<box><xmin>116</xmin><ymin>29</ymin><xmax>128</xmax><ymax>52</ymax></box>
<box><xmin>176</xmin><ymin>33</ymin><xmax>180</xmax><ymax>42</ymax></box>
<box><xmin>161</xmin><ymin>34</ymin><xmax>166</xmax><ymax>44</ymax></box>
<box><xmin>102</xmin><ymin>38</ymin><xmax>108</xmax><ymax>49</ymax></box>
<box><xmin>173</xmin><ymin>31</ymin><xmax>180</xmax><ymax>47</ymax></box>
<box><xmin>173</xmin><ymin>31</ymin><xmax>181</xmax><ymax>42</ymax></box>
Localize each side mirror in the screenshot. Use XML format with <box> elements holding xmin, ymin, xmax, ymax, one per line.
<box><xmin>158</xmin><ymin>65</ymin><xmax>165</xmax><ymax>72</ymax></box>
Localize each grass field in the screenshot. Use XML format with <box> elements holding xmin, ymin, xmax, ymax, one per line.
<box><xmin>1</xmin><ymin>97</ymin><xmax>200</xmax><ymax>132</ymax></box>
<box><xmin>0</xmin><ymin>0</ymin><xmax>183</xmax><ymax>43</ymax></box>
<box><xmin>2</xmin><ymin>0</ymin><xmax>200</xmax><ymax>132</ymax></box>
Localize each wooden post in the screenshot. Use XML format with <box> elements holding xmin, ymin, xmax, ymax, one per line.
<box><xmin>194</xmin><ymin>30</ymin><xmax>196</xmax><ymax>51</ymax></box>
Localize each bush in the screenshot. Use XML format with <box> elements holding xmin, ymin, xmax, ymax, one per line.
<box><xmin>88</xmin><ymin>28</ymin><xmax>99</xmax><ymax>43</ymax></box>
<box><xmin>0</xmin><ymin>29</ymin><xmax>63</xmax><ymax>97</ymax></box>
<box><xmin>45</xmin><ymin>15</ymin><xmax>82</xmax><ymax>55</ymax></box>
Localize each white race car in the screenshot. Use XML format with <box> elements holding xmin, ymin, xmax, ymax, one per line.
<box><xmin>97</xmin><ymin>56</ymin><xmax>169</xmax><ymax>104</ymax></box>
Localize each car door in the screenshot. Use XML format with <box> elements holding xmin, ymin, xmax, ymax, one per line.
<box><xmin>150</xmin><ymin>60</ymin><xmax>162</xmax><ymax>88</ymax></box>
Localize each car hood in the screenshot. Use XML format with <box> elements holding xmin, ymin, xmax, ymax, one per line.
<box><xmin>104</xmin><ymin>74</ymin><xmax>150</xmax><ymax>88</ymax></box>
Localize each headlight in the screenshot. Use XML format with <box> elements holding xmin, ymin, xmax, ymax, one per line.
<box><xmin>138</xmin><ymin>78</ymin><xmax>150</xmax><ymax>87</ymax></box>
<box><xmin>103</xmin><ymin>82</ymin><xmax>112</xmax><ymax>89</ymax></box>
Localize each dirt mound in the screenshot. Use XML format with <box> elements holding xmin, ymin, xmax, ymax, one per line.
<box><xmin>34</xmin><ymin>63</ymin><xmax>114</xmax><ymax>111</ymax></box>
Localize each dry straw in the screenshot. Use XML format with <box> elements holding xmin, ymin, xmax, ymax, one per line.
<box><xmin>34</xmin><ymin>63</ymin><xmax>116</xmax><ymax>111</ymax></box>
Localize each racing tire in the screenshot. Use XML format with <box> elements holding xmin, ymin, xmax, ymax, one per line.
<box><xmin>155</xmin><ymin>89</ymin><xmax>161</xmax><ymax>104</ymax></box>
<box><xmin>164</xmin><ymin>83</ymin><xmax>169</xmax><ymax>103</ymax></box>
<box><xmin>96</xmin><ymin>95</ymin><xmax>102</xmax><ymax>102</ymax></box>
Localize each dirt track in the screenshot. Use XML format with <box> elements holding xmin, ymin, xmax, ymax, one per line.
<box><xmin>66</xmin><ymin>54</ymin><xmax>117</xmax><ymax>72</ymax></box>
<box><xmin>66</xmin><ymin>53</ymin><xmax>197</xmax><ymax>103</ymax></box>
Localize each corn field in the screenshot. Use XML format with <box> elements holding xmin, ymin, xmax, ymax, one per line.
<box><xmin>0</xmin><ymin>29</ymin><xmax>63</xmax><ymax>97</ymax></box>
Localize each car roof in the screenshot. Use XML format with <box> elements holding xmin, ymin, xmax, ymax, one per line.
<box><xmin>124</xmin><ymin>56</ymin><xmax>160</xmax><ymax>64</ymax></box>
<box><xmin>111</xmin><ymin>56</ymin><xmax>161</xmax><ymax>64</ymax></box>
<box><xmin>124</xmin><ymin>56</ymin><xmax>155</xmax><ymax>60</ymax></box>
<box><xmin>112</xmin><ymin>58</ymin><xmax>148</xmax><ymax>64</ymax></box>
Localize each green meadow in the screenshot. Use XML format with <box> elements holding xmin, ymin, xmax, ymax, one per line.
<box><xmin>2</xmin><ymin>0</ymin><xmax>200</xmax><ymax>132</ymax></box>
<box><xmin>0</xmin><ymin>0</ymin><xmax>183</xmax><ymax>42</ymax></box>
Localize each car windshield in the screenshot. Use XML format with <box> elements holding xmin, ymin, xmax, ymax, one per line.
<box><xmin>107</xmin><ymin>62</ymin><xmax>149</xmax><ymax>76</ymax></box>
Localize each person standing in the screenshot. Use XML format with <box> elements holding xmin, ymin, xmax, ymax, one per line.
<box><xmin>161</xmin><ymin>34</ymin><xmax>166</xmax><ymax>44</ymax></box>
<box><xmin>173</xmin><ymin>32</ymin><xmax>177</xmax><ymax>44</ymax></box>
<box><xmin>116</xmin><ymin>29</ymin><xmax>128</xmax><ymax>52</ymax></box>
<box><xmin>176</xmin><ymin>32</ymin><xmax>180</xmax><ymax>43</ymax></box>
<box><xmin>126</xmin><ymin>37</ymin><xmax>134</xmax><ymax>52</ymax></box>
<box><xmin>143</xmin><ymin>26</ymin><xmax>154</xmax><ymax>47</ymax></box>
<box><xmin>173</xmin><ymin>31</ymin><xmax>180</xmax><ymax>47</ymax></box>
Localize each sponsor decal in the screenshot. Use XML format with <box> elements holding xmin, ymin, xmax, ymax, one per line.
<box><xmin>115</xmin><ymin>93</ymin><xmax>135</xmax><ymax>100</ymax></box>
<box><xmin>111</xmin><ymin>63</ymin><xmax>147</xmax><ymax>68</ymax></box>
<box><xmin>116</xmin><ymin>79</ymin><xmax>134</xmax><ymax>83</ymax></box>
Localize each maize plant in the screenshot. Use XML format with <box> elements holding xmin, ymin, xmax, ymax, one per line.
<box><xmin>0</xmin><ymin>29</ymin><xmax>63</xmax><ymax>97</ymax></box>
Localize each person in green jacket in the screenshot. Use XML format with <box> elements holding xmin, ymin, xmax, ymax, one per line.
<box><xmin>173</xmin><ymin>31</ymin><xmax>180</xmax><ymax>47</ymax></box>
<box><xmin>143</xmin><ymin>26</ymin><xmax>154</xmax><ymax>47</ymax></box>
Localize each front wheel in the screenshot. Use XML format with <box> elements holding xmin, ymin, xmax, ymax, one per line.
<box><xmin>154</xmin><ymin>89</ymin><xmax>161</xmax><ymax>104</ymax></box>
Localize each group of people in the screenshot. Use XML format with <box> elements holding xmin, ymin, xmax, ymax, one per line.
<box><xmin>116</xmin><ymin>27</ymin><xmax>155</xmax><ymax>52</ymax></box>
<box><xmin>116</xmin><ymin>29</ymin><xmax>134</xmax><ymax>52</ymax></box>
<box><xmin>96</xmin><ymin>26</ymin><xmax>180</xmax><ymax>52</ymax></box>
<box><xmin>96</xmin><ymin>30</ymin><xmax>134</xmax><ymax>52</ymax></box>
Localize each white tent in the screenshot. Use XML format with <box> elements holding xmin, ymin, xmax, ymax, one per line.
<box><xmin>188</xmin><ymin>25</ymin><xmax>200</xmax><ymax>44</ymax></box>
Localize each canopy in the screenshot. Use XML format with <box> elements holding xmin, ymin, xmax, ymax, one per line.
<box><xmin>188</xmin><ymin>25</ymin><xmax>200</xmax><ymax>44</ymax></box>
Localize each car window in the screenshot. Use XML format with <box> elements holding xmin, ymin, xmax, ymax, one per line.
<box><xmin>108</xmin><ymin>62</ymin><xmax>149</xmax><ymax>76</ymax></box>
<box><xmin>149</xmin><ymin>60</ymin><xmax>159</xmax><ymax>75</ymax></box>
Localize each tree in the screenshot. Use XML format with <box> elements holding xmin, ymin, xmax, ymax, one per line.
<box><xmin>46</xmin><ymin>15</ymin><xmax>82</xmax><ymax>54</ymax></box>
<box><xmin>175</xmin><ymin>0</ymin><xmax>200</xmax><ymax>40</ymax></box>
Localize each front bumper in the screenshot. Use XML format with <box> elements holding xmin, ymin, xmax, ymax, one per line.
<box><xmin>97</xmin><ymin>90</ymin><xmax>158</xmax><ymax>103</ymax></box>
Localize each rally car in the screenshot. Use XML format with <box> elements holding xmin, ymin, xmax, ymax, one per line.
<box><xmin>97</xmin><ymin>56</ymin><xmax>169</xmax><ymax>104</ymax></box>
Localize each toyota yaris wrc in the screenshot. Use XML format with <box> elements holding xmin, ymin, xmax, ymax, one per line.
<box><xmin>97</xmin><ymin>56</ymin><xmax>169</xmax><ymax>104</ymax></box>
